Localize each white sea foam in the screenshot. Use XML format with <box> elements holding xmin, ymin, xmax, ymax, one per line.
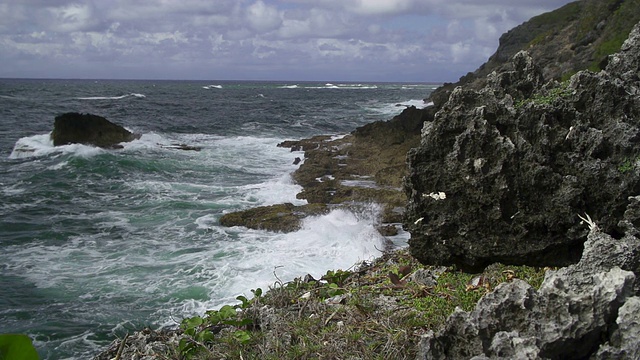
<box><xmin>202</xmin><ymin>85</ymin><xmax>223</xmax><ymax>89</ymax></box>
<box><xmin>279</xmin><ymin>84</ymin><xmax>299</xmax><ymax>89</ymax></box>
<box><xmin>365</xmin><ymin>99</ymin><xmax>432</xmax><ymax>117</ymax></box>
<box><xmin>9</xmin><ymin>133</ymin><xmax>105</xmax><ymax>159</ymax></box>
<box><xmin>164</xmin><ymin>204</ymin><xmax>387</xmax><ymax>319</ymax></box>
<box><xmin>76</xmin><ymin>93</ymin><xmax>146</xmax><ymax>100</ymax></box>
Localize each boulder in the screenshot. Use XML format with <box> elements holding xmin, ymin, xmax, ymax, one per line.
<box><xmin>404</xmin><ymin>22</ymin><xmax>640</xmax><ymax>271</ymax></box>
<box><xmin>51</xmin><ymin>112</ymin><xmax>139</xmax><ymax>148</ymax></box>
<box><xmin>416</xmin><ymin>202</ymin><xmax>640</xmax><ymax>359</ymax></box>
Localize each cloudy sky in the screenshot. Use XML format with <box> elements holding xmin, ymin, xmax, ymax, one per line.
<box><xmin>1</xmin><ymin>0</ymin><xmax>575</xmax><ymax>82</ymax></box>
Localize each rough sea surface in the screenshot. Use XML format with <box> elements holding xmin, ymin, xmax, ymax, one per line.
<box><xmin>0</xmin><ymin>79</ymin><xmax>435</xmax><ymax>359</ymax></box>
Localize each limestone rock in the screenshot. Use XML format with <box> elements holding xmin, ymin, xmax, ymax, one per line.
<box><xmin>51</xmin><ymin>112</ymin><xmax>139</xmax><ymax>148</ymax></box>
<box><xmin>404</xmin><ymin>22</ymin><xmax>640</xmax><ymax>271</ymax></box>
<box><xmin>416</xmin><ymin>227</ymin><xmax>638</xmax><ymax>360</ymax></box>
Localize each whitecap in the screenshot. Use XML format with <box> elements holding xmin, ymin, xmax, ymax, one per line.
<box><xmin>76</xmin><ymin>93</ymin><xmax>146</xmax><ymax>100</ymax></box>
<box><xmin>279</xmin><ymin>85</ymin><xmax>298</xmax><ymax>89</ymax></box>
<box><xmin>8</xmin><ymin>133</ymin><xmax>105</xmax><ymax>159</ymax></box>
<box><xmin>202</xmin><ymin>85</ymin><xmax>223</xmax><ymax>90</ymax></box>
<box><xmin>364</xmin><ymin>99</ymin><xmax>431</xmax><ymax>117</ymax></box>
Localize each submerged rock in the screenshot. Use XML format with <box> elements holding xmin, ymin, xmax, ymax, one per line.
<box><xmin>51</xmin><ymin>112</ymin><xmax>139</xmax><ymax>148</ymax></box>
<box><xmin>404</xmin><ymin>22</ymin><xmax>640</xmax><ymax>271</ymax></box>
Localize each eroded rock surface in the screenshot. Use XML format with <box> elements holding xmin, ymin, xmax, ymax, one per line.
<box><xmin>416</xmin><ymin>208</ymin><xmax>640</xmax><ymax>359</ymax></box>
<box><xmin>404</xmin><ymin>22</ymin><xmax>640</xmax><ymax>271</ymax></box>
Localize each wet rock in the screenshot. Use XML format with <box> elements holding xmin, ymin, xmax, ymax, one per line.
<box><xmin>404</xmin><ymin>23</ymin><xmax>640</xmax><ymax>271</ymax></box>
<box><xmin>51</xmin><ymin>112</ymin><xmax>139</xmax><ymax>148</ymax></box>
<box><xmin>218</xmin><ymin>203</ymin><xmax>328</xmax><ymax>232</ymax></box>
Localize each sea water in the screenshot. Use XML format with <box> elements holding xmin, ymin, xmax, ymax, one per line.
<box><xmin>0</xmin><ymin>79</ymin><xmax>436</xmax><ymax>359</ymax></box>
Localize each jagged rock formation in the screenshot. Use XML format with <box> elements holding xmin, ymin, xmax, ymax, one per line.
<box><xmin>416</xmin><ymin>196</ymin><xmax>640</xmax><ymax>359</ymax></box>
<box><xmin>404</xmin><ymin>22</ymin><xmax>640</xmax><ymax>272</ymax></box>
<box><xmin>51</xmin><ymin>112</ymin><xmax>139</xmax><ymax>148</ymax></box>
<box><xmin>430</xmin><ymin>0</ymin><xmax>640</xmax><ymax>108</ymax></box>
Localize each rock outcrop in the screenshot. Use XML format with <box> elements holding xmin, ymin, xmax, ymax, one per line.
<box><xmin>429</xmin><ymin>0</ymin><xmax>640</xmax><ymax>108</ymax></box>
<box><xmin>51</xmin><ymin>112</ymin><xmax>139</xmax><ymax>148</ymax></box>
<box><xmin>416</xmin><ymin>199</ymin><xmax>640</xmax><ymax>359</ymax></box>
<box><xmin>404</xmin><ymin>22</ymin><xmax>640</xmax><ymax>271</ymax></box>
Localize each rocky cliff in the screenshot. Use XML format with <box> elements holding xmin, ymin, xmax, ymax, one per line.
<box><xmin>404</xmin><ymin>15</ymin><xmax>640</xmax><ymax>272</ymax></box>
<box><xmin>408</xmin><ymin>19</ymin><xmax>640</xmax><ymax>360</ymax></box>
<box><xmin>429</xmin><ymin>0</ymin><xmax>640</xmax><ymax>108</ymax></box>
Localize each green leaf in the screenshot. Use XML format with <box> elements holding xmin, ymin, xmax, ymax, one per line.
<box><xmin>251</xmin><ymin>288</ymin><xmax>263</xmax><ymax>297</ymax></box>
<box><xmin>181</xmin><ymin>316</ymin><xmax>204</xmax><ymax>331</ymax></box>
<box><xmin>178</xmin><ymin>338</ymin><xmax>195</xmax><ymax>355</ymax></box>
<box><xmin>233</xmin><ymin>330</ymin><xmax>251</xmax><ymax>344</ymax></box>
<box><xmin>0</xmin><ymin>334</ymin><xmax>39</xmax><ymax>360</ymax></box>
<box><xmin>218</xmin><ymin>305</ymin><xmax>237</xmax><ymax>320</ymax></box>
<box><xmin>236</xmin><ymin>295</ymin><xmax>250</xmax><ymax>308</ymax></box>
<box><xmin>195</xmin><ymin>330</ymin><xmax>214</xmax><ymax>343</ymax></box>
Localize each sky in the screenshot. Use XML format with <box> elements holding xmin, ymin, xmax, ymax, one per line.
<box><xmin>0</xmin><ymin>0</ymin><xmax>576</xmax><ymax>82</ymax></box>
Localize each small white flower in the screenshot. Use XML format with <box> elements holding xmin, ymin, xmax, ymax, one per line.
<box><xmin>428</xmin><ymin>192</ymin><xmax>447</xmax><ymax>200</ymax></box>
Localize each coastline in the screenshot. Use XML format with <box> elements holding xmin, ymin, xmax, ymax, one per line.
<box><xmin>94</xmin><ymin>247</ymin><xmax>548</xmax><ymax>359</ymax></box>
<box><xmin>219</xmin><ymin>105</ymin><xmax>433</xmax><ymax>236</ymax></box>
<box><xmin>91</xmin><ymin>102</ymin><xmax>437</xmax><ymax>359</ymax></box>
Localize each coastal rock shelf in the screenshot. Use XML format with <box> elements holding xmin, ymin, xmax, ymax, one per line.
<box><xmin>220</xmin><ymin>105</ymin><xmax>432</xmax><ymax>234</ymax></box>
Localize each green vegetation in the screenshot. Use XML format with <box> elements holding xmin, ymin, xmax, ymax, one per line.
<box><xmin>172</xmin><ymin>249</ymin><xmax>549</xmax><ymax>359</ymax></box>
<box><xmin>0</xmin><ymin>334</ymin><xmax>39</xmax><ymax>360</ymax></box>
<box><xmin>515</xmin><ymin>81</ymin><xmax>573</xmax><ymax>108</ymax></box>
<box><xmin>618</xmin><ymin>156</ymin><xmax>640</xmax><ymax>174</ymax></box>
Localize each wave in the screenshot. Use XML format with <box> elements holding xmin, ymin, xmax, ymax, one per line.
<box><xmin>165</xmin><ymin>203</ymin><xmax>389</xmax><ymax>317</ymax></box>
<box><xmin>279</xmin><ymin>83</ymin><xmax>379</xmax><ymax>90</ymax></box>
<box><xmin>8</xmin><ymin>133</ymin><xmax>101</xmax><ymax>159</ymax></box>
<box><xmin>202</xmin><ymin>85</ymin><xmax>223</xmax><ymax>90</ymax></box>
<box><xmin>361</xmin><ymin>98</ymin><xmax>432</xmax><ymax>117</ymax></box>
<box><xmin>76</xmin><ymin>93</ymin><xmax>146</xmax><ymax>100</ymax></box>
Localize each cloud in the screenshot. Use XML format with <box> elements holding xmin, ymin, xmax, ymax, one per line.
<box><xmin>246</xmin><ymin>1</ymin><xmax>282</xmax><ymax>33</ymax></box>
<box><xmin>0</xmin><ymin>0</ymin><xmax>577</xmax><ymax>81</ymax></box>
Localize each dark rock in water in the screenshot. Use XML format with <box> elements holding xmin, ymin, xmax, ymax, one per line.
<box><xmin>219</xmin><ymin>203</ymin><xmax>329</xmax><ymax>233</ymax></box>
<box><xmin>404</xmin><ymin>22</ymin><xmax>640</xmax><ymax>271</ymax></box>
<box><xmin>159</xmin><ymin>143</ymin><xmax>202</xmax><ymax>151</ymax></box>
<box><xmin>51</xmin><ymin>112</ymin><xmax>139</xmax><ymax>148</ymax></box>
<box><xmin>293</xmin><ymin>157</ymin><xmax>301</xmax><ymax>165</ymax></box>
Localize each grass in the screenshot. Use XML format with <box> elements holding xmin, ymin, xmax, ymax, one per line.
<box><xmin>166</xmin><ymin>249</ymin><xmax>549</xmax><ymax>360</ymax></box>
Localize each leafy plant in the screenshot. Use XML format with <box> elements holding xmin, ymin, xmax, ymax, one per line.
<box><xmin>515</xmin><ymin>81</ymin><xmax>573</xmax><ymax>108</ymax></box>
<box><xmin>178</xmin><ymin>289</ymin><xmax>263</xmax><ymax>358</ymax></box>
<box><xmin>0</xmin><ymin>334</ymin><xmax>39</xmax><ymax>360</ymax></box>
<box><xmin>618</xmin><ymin>157</ymin><xmax>637</xmax><ymax>173</ymax></box>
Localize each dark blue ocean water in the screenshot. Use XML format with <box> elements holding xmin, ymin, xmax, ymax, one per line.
<box><xmin>0</xmin><ymin>79</ymin><xmax>436</xmax><ymax>359</ymax></box>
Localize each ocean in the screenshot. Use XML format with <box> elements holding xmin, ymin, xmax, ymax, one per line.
<box><xmin>0</xmin><ymin>79</ymin><xmax>436</xmax><ymax>359</ymax></box>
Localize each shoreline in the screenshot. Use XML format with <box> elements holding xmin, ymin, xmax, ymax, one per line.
<box><xmin>93</xmin><ymin>247</ymin><xmax>549</xmax><ymax>359</ymax></box>
<box><xmin>92</xmin><ymin>105</ymin><xmax>435</xmax><ymax>359</ymax></box>
<box><xmin>219</xmin><ymin>105</ymin><xmax>433</xmax><ymax>235</ymax></box>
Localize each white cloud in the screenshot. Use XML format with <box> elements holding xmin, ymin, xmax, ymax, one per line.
<box><xmin>343</xmin><ymin>0</ymin><xmax>415</xmax><ymax>16</ymax></box>
<box><xmin>246</xmin><ymin>1</ymin><xmax>282</xmax><ymax>33</ymax></box>
<box><xmin>0</xmin><ymin>0</ymin><xmax>578</xmax><ymax>81</ymax></box>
